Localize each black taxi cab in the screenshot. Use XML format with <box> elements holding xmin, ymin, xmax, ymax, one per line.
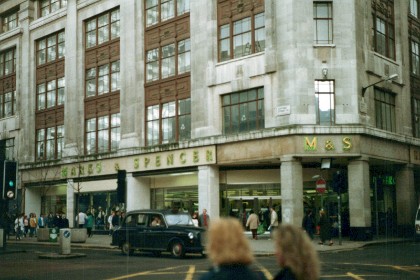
<box><xmin>111</xmin><ymin>209</ymin><xmax>206</xmax><ymax>258</ymax></box>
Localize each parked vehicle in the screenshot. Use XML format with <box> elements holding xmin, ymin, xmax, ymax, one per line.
<box><xmin>111</xmin><ymin>209</ymin><xmax>206</xmax><ymax>258</ymax></box>
<box><xmin>415</xmin><ymin>204</ymin><xmax>420</xmax><ymax>240</ymax></box>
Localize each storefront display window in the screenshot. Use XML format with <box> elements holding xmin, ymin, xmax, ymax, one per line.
<box><xmin>151</xmin><ymin>187</ymin><xmax>198</xmax><ymax>214</ymax></box>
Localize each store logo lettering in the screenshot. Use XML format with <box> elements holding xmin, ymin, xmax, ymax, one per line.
<box><xmin>304</xmin><ymin>137</ymin><xmax>352</xmax><ymax>151</ymax></box>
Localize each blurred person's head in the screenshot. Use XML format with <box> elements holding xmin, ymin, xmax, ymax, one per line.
<box><xmin>206</xmin><ymin>217</ymin><xmax>254</xmax><ymax>266</ymax></box>
<box><xmin>274</xmin><ymin>224</ymin><xmax>320</xmax><ymax>280</ymax></box>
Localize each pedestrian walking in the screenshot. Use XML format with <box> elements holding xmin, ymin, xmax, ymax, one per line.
<box><xmin>269</xmin><ymin>207</ymin><xmax>279</xmax><ymax>236</ymax></box>
<box><xmin>246</xmin><ymin>209</ymin><xmax>260</xmax><ymax>240</ymax></box>
<box><xmin>198</xmin><ymin>208</ymin><xmax>210</xmax><ymax>228</ymax></box>
<box><xmin>86</xmin><ymin>211</ymin><xmax>94</xmax><ymax>237</ymax></box>
<box><xmin>302</xmin><ymin>209</ymin><xmax>316</xmax><ymax>239</ymax></box>
<box><xmin>318</xmin><ymin>209</ymin><xmax>333</xmax><ymax>246</ymax></box>
<box><xmin>14</xmin><ymin>213</ymin><xmax>24</xmax><ymax>240</ymax></box>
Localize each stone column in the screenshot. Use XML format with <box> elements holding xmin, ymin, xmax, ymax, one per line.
<box><xmin>280</xmin><ymin>156</ymin><xmax>303</xmax><ymax>226</ymax></box>
<box><xmin>66</xmin><ymin>179</ymin><xmax>75</xmax><ymax>228</ymax></box>
<box><xmin>348</xmin><ymin>157</ymin><xmax>371</xmax><ymax>240</ymax></box>
<box><xmin>395</xmin><ymin>164</ymin><xmax>416</xmax><ymax>236</ymax></box>
<box><xmin>126</xmin><ymin>173</ymin><xmax>150</xmax><ymax>212</ymax></box>
<box><xmin>198</xmin><ymin>166</ymin><xmax>219</xmax><ymax>220</ymax></box>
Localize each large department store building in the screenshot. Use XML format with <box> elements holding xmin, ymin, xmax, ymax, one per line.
<box><xmin>1</xmin><ymin>0</ymin><xmax>420</xmax><ymax>238</ymax></box>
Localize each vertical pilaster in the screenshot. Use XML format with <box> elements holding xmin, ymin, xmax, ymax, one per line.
<box><xmin>119</xmin><ymin>0</ymin><xmax>143</xmax><ymax>148</ymax></box>
<box><xmin>395</xmin><ymin>164</ymin><xmax>416</xmax><ymax>235</ymax></box>
<box><xmin>126</xmin><ymin>173</ymin><xmax>150</xmax><ymax>212</ymax></box>
<box><xmin>63</xmin><ymin>0</ymin><xmax>81</xmax><ymax>157</ymax></box>
<box><xmin>348</xmin><ymin>157</ymin><xmax>371</xmax><ymax>239</ymax></box>
<box><xmin>198</xmin><ymin>165</ymin><xmax>219</xmax><ymax>219</ymax></box>
<box><xmin>280</xmin><ymin>156</ymin><xmax>303</xmax><ymax>226</ymax></box>
<box><xmin>18</xmin><ymin>1</ymin><xmax>35</xmax><ymax>162</ymax></box>
<box><xmin>66</xmin><ymin>179</ymin><xmax>75</xmax><ymax>228</ymax></box>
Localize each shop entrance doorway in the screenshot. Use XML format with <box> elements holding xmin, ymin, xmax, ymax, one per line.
<box><xmin>225</xmin><ymin>196</ymin><xmax>281</xmax><ymax>229</ymax></box>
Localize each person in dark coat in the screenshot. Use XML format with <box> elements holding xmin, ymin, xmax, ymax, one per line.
<box><xmin>302</xmin><ymin>209</ymin><xmax>316</xmax><ymax>239</ymax></box>
<box><xmin>318</xmin><ymin>209</ymin><xmax>333</xmax><ymax>245</ymax></box>
<box><xmin>200</xmin><ymin>217</ymin><xmax>266</xmax><ymax>280</ymax></box>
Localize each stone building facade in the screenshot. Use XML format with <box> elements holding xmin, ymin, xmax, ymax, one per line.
<box><xmin>1</xmin><ymin>0</ymin><xmax>419</xmax><ymax>238</ymax></box>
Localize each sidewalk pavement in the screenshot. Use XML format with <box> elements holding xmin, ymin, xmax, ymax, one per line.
<box><xmin>3</xmin><ymin>232</ymin><xmax>410</xmax><ymax>256</ymax></box>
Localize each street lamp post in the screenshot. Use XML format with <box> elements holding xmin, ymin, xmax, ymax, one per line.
<box><xmin>361</xmin><ymin>74</ymin><xmax>398</xmax><ymax>98</ymax></box>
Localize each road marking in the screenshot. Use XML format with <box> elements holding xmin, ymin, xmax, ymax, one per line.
<box><xmin>106</xmin><ymin>264</ymin><xmax>193</xmax><ymax>280</ymax></box>
<box><xmin>346</xmin><ymin>272</ymin><xmax>365</xmax><ymax>279</ymax></box>
<box><xmin>392</xmin><ymin>265</ymin><xmax>420</xmax><ymax>276</ymax></box>
<box><xmin>185</xmin><ymin>265</ymin><xmax>195</xmax><ymax>280</ymax></box>
<box><xmin>255</xmin><ymin>262</ymin><xmax>273</xmax><ymax>279</ymax></box>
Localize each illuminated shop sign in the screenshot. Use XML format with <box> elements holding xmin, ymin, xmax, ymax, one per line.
<box><xmin>61</xmin><ymin>146</ymin><xmax>216</xmax><ymax>178</ymax></box>
<box><xmin>304</xmin><ymin>137</ymin><xmax>352</xmax><ymax>152</ymax></box>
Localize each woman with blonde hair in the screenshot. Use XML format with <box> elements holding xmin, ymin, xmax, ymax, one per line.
<box><xmin>273</xmin><ymin>224</ymin><xmax>320</xmax><ymax>280</ymax></box>
<box><xmin>200</xmin><ymin>217</ymin><xmax>266</xmax><ymax>280</ymax></box>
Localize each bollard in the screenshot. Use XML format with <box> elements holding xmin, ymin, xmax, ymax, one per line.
<box><xmin>59</xmin><ymin>228</ymin><xmax>71</xmax><ymax>255</ymax></box>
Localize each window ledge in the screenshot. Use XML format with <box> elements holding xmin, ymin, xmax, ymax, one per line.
<box><xmin>0</xmin><ymin>28</ymin><xmax>23</xmax><ymax>41</ymax></box>
<box><xmin>313</xmin><ymin>44</ymin><xmax>336</xmax><ymax>48</ymax></box>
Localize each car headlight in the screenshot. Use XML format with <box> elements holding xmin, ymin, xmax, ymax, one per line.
<box><xmin>188</xmin><ymin>232</ymin><xmax>194</xmax><ymax>239</ymax></box>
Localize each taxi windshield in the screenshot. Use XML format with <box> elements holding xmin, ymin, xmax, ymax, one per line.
<box><xmin>164</xmin><ymin>213</ymin><xmax>194</xmax><ymax>226</ymax></box>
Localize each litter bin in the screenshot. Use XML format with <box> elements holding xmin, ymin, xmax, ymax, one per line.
<box><xmin>59</xmin><ymin>228</ymin><xmax>71</xmax><ymax>255</ymax></box>
<box><xmin>49</xmin><ymin>228</ymin><xmax>58</xmax><ymax>242</ymax></box>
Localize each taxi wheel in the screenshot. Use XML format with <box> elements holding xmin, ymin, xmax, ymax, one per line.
<box><xmin>121</xmin><ymin>241</ymin><xmax>134</xmax><ymax>256</ymax></box>
<box><xmin>170</xmin><ymin>241</ymin><xmax>185</xmax><ymax>258</ymax></box>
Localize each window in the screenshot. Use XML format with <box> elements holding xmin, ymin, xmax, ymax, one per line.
<box><xmin>222</xmin><ymin>88</ymin><xmax>264</xmax><ymax>134</ymax></box>
<box><xmin>86</xmin><ymin>113</ymin><xmax>120</xmax><ymax>154</ymax></box>
<box><xmin>36</xmin><ymin>125</ymin><xmax>64</xmax><ymax>160</ymax></box>
<box><xmin>85</xmin><ymin>61</ymin><xmax>120</xmax><ymax>97</ymax></box>
<box><xmin>375</xmin><ymin>88</ymin><xmax>395</xmax><ymax>132</ymax></box>
<box><xmin>147</xmin><ymin>98</ymin><xmax>191</xmax><ymax>145</ymax></box>
<box><xmin>0</xmin><ymin>138</ymin><xmax>15</xmax><ymax>160</ymax></box>
<box><xmin>0</xmin><ymin>48</ymin><xmax>16</xmax><ymax>119</ymax></box>
<box><xmin>37</xmin><ymin>77</ymin><xmax>65</xmax><ymax>110</ymax></box>
<box><xmin>218</xmin><ymin>13</ymin><xmax>265</xmax><ymax>62</ymax></box>
<box><xmin>4</xmin><ymin>138</ymin><xmax>14</xmax><ymax>160</ymax></box>
<box><xmin>217</xmin><ymin>0</ymin><xmax>265</xmax><ymax>62</ymax></box>
<box><xmin>37</xmin><ymin>31</ymin><xmax>65</xmax><ymax>66</ymax></box>
<box><xmin>0</xmin><ymin>90</ymin><xmax>16</xmax><ymax>118</ymax></box>
<box><xmin>372</xmin><ymin>0</ymin><xmax>395</xmax><ymax>60</ymax></box>
<box><xmin>85</xmin><ymin>9</ymin><xmax>120</xmax><ymax>49</ymax></box>
<box><xmin>412</xmin><ymin>40</ymin><xmax>420</xmax><ymax>76</ymax></box>
<box><xmin>413</xmin><ymin>98</ymin><xmax>420</xmax><ymax>137</ymax></box>
<box><xmin>146</xmin><ymin>39</ymin><xmax>190</xmax><ymax>82</ymax></box>
<box><xmin>146</xmin><ymin>0</ymin><xmax>190</xmax><ymax>28</ymax></box>
<box><xmin>410</xmin><ymin>0</ymin><xmax>419</xmax><ymax>18</ymax></box>
<box><xmin>313</xmin><ymin>2</ymin><xmax>333</xmax><ymax>44</ymax></box>
<box><xmin>0</xmin><ymin>48</ymin><xmax>16</xmax><ymax>77</ymax></box>
<box><xmin>315</xmin><ymin>80</ymin><xmax>335</xmax><ymax>125</ymax></box>
<box><xmin>40</xmin><ymin>0</ymin><xmax>67</xmax><ymax>17</ymax></box>
<box><xmin>1</xmin><ymin>8</ymin><xmax>18</xmax><ymax>33</ymax></box>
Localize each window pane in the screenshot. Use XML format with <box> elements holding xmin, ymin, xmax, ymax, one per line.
<box><xmin>111</xmin><ymin>61</ymin><xmax>120</xmax><ymax>91</ymax></box>
<box><xmin>98</xmin><ymin>65</ymin><xmax>109</xmax><ymax>95</ymax></box>
<box><xmin>177</xmin><ymin>0</ymin><xmax>190</xmax><ymax>15</ymax></box>
<box><xmin>57</xmin><ymin>77</ymin><xmax>65</xmax><ymax>105</ymax></box>
<box><xmin>161</xmin><ymin>0</ymin><xmax>175</xmax><ymax>21</ymax></box>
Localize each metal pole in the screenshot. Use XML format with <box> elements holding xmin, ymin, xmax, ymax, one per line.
<box><xmin>337</xmin><ymin>192</ymin><xmax>342</xmax><ymax>245</ymax></box>
<box><xmin>374</xmin><ymin>178</ymin><xmax>379</xmax><ymax>239</ymax></box>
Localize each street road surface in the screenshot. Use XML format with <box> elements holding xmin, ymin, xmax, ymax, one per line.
<box><xmin>0</xmin><ymin>241</ymin><xmax>419</xmax><ymax>279</ymax></box>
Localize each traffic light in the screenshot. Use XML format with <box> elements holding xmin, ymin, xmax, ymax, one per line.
<box><xmin>117</xmin><ymin>170</ymin><xmax>126</xmax><ymax>203</ymax></box>
<box><xmin>3</xmin><ymin>160</ymin><xmax>17</xmax><ymax>200</ymax></box>
<box><xmin>332</xmin><ymin>170</ymin><xmax>347</xmax><ymax>194</ymax></box>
